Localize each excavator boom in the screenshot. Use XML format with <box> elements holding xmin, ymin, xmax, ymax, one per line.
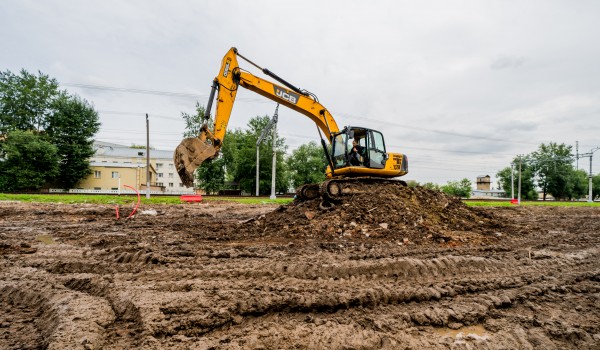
<box><xmin>175</xmin><ymin>47</ymin><xmax>339</xmax><ymax>186</ymax></box>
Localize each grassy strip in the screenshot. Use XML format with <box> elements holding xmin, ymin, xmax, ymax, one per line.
<box><xmin>1</xmin><ymin>193</ymin><xmax>595</xmax><ymax>207</ymax></box>
<box><xmin>465</xmin><ymin>200</ymin><xmax>600</xmax><ymax>207</ymax></box>
<box><xmin>0</xmin><ymin>193</ymin><xmax>293</xmax><ymax>205</ymax></box>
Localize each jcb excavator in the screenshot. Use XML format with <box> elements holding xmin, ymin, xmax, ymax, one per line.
<box><xmin>174</xmin><ymin>47</ymin><xmax>408</xmax><ymax>202</ymax></box>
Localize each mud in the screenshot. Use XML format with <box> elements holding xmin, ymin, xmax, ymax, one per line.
<box><xmin>1</xmin><ymin>187</ymin><xmax>599</xmax><ymax>349</ymax></box>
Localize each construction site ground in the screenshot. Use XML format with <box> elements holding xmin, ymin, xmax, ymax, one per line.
<box><xmin>1</xmin><ymin>184</ymin><xmax>599</xmax><ymax>349</ymax></box>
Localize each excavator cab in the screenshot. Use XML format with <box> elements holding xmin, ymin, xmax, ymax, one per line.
<box><xmin>331</xmin><ymin>127</ymin><xmax>387</xmax><ymax>170</ymax></box>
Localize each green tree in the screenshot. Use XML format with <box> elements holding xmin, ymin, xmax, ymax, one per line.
<box><xmin>181</xmin><ymin>102</ymin><xmax>205</xmax><ymax>137</ymax></box>
<box><xmin>195</xmin><ymin>157</ymin><xmax>225</xmax><ymax>195</ymax></box>
<box><xmin>0</xmin><ymin>69</ymin><xmax>100</xmax><ymax>189</ymax></box>
<box><xmin>530</xmin><ymin>142</ymin><xmax>574</xmax><ymax>200</ymax></box>
<box><xmin>496</xmin><ymin>159</ymin><xmax>537</xmax><ymax>200</ymax></box>
<box><xmin>0</xmin><ymin>69</ymin><xmax>60</xmax><ymax>133</ymax></box>
<box><xmin>0</xmin><ymin>131</ymin><xmax>59</xmax><ymax>191</ymax></box>
<box><xmin>567</xmin><ymin>169</ymin><xmax>588</xmax><ymax>200</ymax></box>
<box><xmin>46</xmin><ymin>93</ymin><xmax>100</xmax><ymax>188</ymax></box>
<box><xmin>181</xmin><ymin>103</ymin><xmax>225</xmax><ymax>193</ymax></box>
<box><xmin>286</xmin><ymin>141</ymin><xmax>327</xmax><ymax>189</ymax></box>
<box><xmin>441</xmin><ymin>178</ymin><xmax>472</xmax><ymax>198</ymax></box>
<box><xmin>593</xmin><ymin>174</ymin><xmax>600</xmax><ymax>200</ymax></box>
<box><xmin>227</xmin><ymin>115</ymin><xmax>288</xmax><ymax>195</ymax></box>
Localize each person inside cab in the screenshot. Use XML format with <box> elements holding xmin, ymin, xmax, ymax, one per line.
<box><xmin>349</xmin><ymin>139</ymin><xmax>364</xmax><ymax>166</ymax></box>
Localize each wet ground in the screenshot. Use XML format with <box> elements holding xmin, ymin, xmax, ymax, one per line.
<box><xmin>1</xmin><ymin>186</ymin><xmax>599</xmax><ymax>349</ymax></box>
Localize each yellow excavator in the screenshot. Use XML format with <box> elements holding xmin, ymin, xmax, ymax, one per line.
<box><xmin>174</xmin><ymin>47</ymin><xmax>408</xmax><ymax>201</ymax></box>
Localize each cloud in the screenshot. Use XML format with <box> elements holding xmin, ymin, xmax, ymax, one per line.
<box><xmin>2</xmin><ymin>0</ymin><xmax>599</xmax><ymax>182</ymax></box>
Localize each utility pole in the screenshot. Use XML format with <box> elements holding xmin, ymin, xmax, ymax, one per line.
<box><xmin>146</xmin><ymin>113</ymin><xmax>150</xmax><ymax>199</ymax></box>
<box><xmin>270</xmin><ymin>113</ymin><xmax>278</xmax><ymax>200</ymax></box>
<box><xmin>576</xmin><ymin>141</ymin><xmax>579</xmax><ymax>170</ymax></box>
<box><xmin>518</xmin><ymin>155</ymin><xmax>522</xmax><ymax>205</ymax></box>
<box><xmin>511</xmin><ymin>163</ymin><xmax>515</xmax><ymax>200</ymax></box>
<box><xmin>576</xmin><ymin>145</ymin><xmax>599</xmax><ymax>203</ymax></box>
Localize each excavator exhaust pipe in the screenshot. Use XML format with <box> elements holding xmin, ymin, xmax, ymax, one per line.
<box><xmin>174</xmin><ymin>135</ymin><xmax>218</xmax><ymax>188</ymax></box>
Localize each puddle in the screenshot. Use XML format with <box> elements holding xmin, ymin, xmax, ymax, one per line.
<box><xmin>433</xmin><ymin>324</ymin><xmax>488</xmax><ymax>339</ymax></box>
<box><xmin>36</xmin><ymin>235</ymin><xmax>56</xmax><ymax>245</ymax></box>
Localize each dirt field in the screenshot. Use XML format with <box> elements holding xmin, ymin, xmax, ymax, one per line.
<box><xmin>1</xmin><ymin>184</ymin><xmax>599</xmax><ymax>349</ymax></box>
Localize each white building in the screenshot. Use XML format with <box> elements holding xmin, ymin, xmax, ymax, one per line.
<box><xmin>90</xmin><ymin>141</ymin><xmax>194</xmax><ymax>194</ymax></box>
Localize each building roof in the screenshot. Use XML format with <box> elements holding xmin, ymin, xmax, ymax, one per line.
<box><xmin>90</xmin><ymin>161</ymin><xmax>150</xmax><ymax>168</ymax></box>
<box><xmin>93</xmin><ymin>141</ymin><xmax>174</xmax><ymax>160</ymax></box>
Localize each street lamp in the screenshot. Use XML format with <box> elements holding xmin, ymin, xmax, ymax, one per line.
<box><xmin>587</xmin><ymin>147</ymin><xmax>599</xmax><ymax>202</ymax></box>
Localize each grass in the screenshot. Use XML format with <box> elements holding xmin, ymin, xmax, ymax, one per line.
<box><xmin>0</xmin><ymin>193</ymin><xmax>596</xmax><ymax>207</ymax></box>
<box><xmin>0</xmin><ymin>193</ymin><xmax>293</xmax><ymax>205</ymax></box>
<box><xmin>465</xmin><ymin>200</ymin><xmax>600</xmax><ymax>207</ymax></box>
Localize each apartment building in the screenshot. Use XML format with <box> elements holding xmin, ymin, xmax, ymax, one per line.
<box><xmin>77</xmin><ymin>141</ymin><xmax>194</xmax><ymax>194</ymax></box>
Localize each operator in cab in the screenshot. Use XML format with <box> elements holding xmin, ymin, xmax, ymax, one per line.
<box><xmin>349</xmin><ymin>139</ymin><xmax>364</xmax><ymax>166</ymax></box>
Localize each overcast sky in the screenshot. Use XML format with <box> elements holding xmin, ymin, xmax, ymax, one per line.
<box><xmin>2</xmin><ymin>0</ymin><xmax>599</xmax><ymax>185</ymax></box>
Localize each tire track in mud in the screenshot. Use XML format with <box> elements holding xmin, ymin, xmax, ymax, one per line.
<box><xmin>28</xmin><ymin>243</ymin><xmax>599</xmax><ymax>347</ymax></box>
<box><xmin>0</xmin><ymin>277</ymin><xmax>115</xmax><ymax>350</ymax></box>
<box><xmin>2</xmin><ymin>203</ymin><xmax>600</xmax><ymax>349</ymax></box>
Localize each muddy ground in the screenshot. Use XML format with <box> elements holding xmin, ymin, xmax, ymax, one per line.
<box><xmin>1</xmin><ymin>184</ymin><xmax>599</xmax><ymax>349</ymax></box>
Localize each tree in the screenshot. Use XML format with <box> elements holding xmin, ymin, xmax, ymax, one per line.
<box><xmin>181</xmin><ymin>102</ymin><xmax>205</xmax><ymax>137</ymax></box>
<box><xmin>567</xmin><ymin>169</ymin><xmax>588</xmax><ymax>200</ymax></box>
<box><xmin>0</xmin><ymin>69</ymin><xmax>101</xmax><ymax>189</ymax></box>
<box><xmin>441</xmin><ymin>178</ymin><xmax>472</xmax><ymax>198</ymax></box>
<box><xmin>181</xmin><ymin>103</ymin><xmax>225</xmax><ymax>193</ymax></box>
<box><xmin>496</xmin><ymin>159</ymin><xmax>537</xmax><ymax>200</ymax></box>
<box><xmin>0</xmin><ymin>131</ymin><xmax>59</xmax><ymax>191</ymax></box>
<box><xmin>225</xmin><ymin>115</ymin><xmax>288</xmax><ymax>195</ymax></box>
<box><xmin>0</xmin><ymin>69</ymin><xmax>60</xmax><ymax>133</ymax></box>
<box><xmin>196</xmin><ymin>157</ymin><xmax>225</xmax><ymax>195</ymax></box>
<box><xmin>530</xmin><ymin>142</ymin><xmax>573</xmax><ymax>200</ymax></box>
<box><xmin>286</xmin><ymin>141</ymin><xmax>327</xmax><ymax>189</ymax></box>
<box><xmin>45</xmin><ymin>93</ymin><xmax>100</xmax><ymax>188</ymax></box>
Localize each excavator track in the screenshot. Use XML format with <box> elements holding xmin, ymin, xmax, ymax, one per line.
<box><xmin>296</xmin><ymin>177</ymin><xmax>408</xmax><ymax>205</ymax></box>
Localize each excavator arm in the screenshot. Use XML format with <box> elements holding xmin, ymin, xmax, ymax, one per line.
<box><xmin>175</xmin><ymin>47</ymin><xmax>339</xmax><ymax>186</ymax></box>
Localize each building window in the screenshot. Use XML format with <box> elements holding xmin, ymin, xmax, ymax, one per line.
<box><xmin>168</xmin><ymin>183</ymin><xmax>173</xmax><ymax>187</ymax></box>
<box><xmin>94</xmin><ymin>187</ymin><xmax>101</xmax><ymax>190</ymax></box>
<box><xmin>94</xmin><ymin>171</ymin><xmax>101</xmax><ymax>178</ymax></box>
<box><xmin>157</xmin><ymin>182</ymin><xmax>163</xmax><ymax>187</ymax></box>
<box><xmin>138</xmin><ymin>151</ymin><xmax>144</xmax><ymax>156</ymax></box>
<box><xmin>111</xmin><ymin>187</ymin><xmax>118</xmax><ymax>191</ymax></box>
<box><xmin>168</xmin><ymin>173</ymin><xmax>173</xmax><ymax>178</ymax></box>
<box><xmin>179</xmin><ymin>183</ymin><xmax>183</xmax><ymax>187</ymax></box>
<box><xmin>156</xmin><ymin>163</ymin><xmax>163</xmax><ymax>169</ymax></box>
<box><xmin>112</xmin><ymin>171</ymin><xmax>119</xmax><ymax>178</ymax></box>
<box><xmin>168</xmin><ymin>163</ymin><xmax>173</xmax><ymax>168</ymax></box>
<box><xmin>157</xmin><ymin>173</ymin><xmax>163</xmax><ymax>178</ymax></box>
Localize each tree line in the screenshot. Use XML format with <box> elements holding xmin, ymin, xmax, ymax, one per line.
<box><xmin>2</xmin><ymin>69</ymin><xmax>597</xmax><ymax>200</ymax></box>
<box><xmin>182</xmin><ymin>103</ymin><xmax>327</xmax><ymax>195</ymax></box>
<box><xmin>0</xmin><ymin>69</ymin><xmax>99</xmax><ymax>191</ymax></box>
<box><xmin>495</xmin><ymin>143</ymin><xmax>599</xmax><ymax>201</ymax></box>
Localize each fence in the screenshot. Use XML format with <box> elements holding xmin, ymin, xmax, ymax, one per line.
<box><xmin>49</xmin><ymin>188</ymin><xmax>194</xmax><ymax>195</ymax></box>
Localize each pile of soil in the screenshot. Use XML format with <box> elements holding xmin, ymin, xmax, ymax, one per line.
<box><xmin>245</xmin><ymin>182</ymin><xmax>505</xmax><ymax>245</ymax></box>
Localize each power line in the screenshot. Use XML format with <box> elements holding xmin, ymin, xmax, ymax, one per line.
<box><xmin>66</xmin><ymin>82</ymin><xmax>543</xmax><ymax>146</ymax></box>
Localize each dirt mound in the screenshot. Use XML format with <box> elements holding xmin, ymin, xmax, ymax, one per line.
<box><xmin>245</xmin><ymin>182</ymin><xmax>505</xmax><ymax>245</ymax></box>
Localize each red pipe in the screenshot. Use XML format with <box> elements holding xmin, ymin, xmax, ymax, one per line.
<box><xmin>123</xmin><ymin>185</ymin><xmax>141</xmax><ymax>219</ymax></box>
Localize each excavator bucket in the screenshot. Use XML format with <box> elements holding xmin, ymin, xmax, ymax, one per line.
<box><xmin>173</xmin><ymin>137</ymin><xmax>218</xmax><ymax>187</ymax></box>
